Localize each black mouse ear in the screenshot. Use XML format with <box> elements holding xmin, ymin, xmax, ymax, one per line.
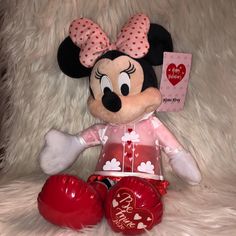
<box><xmin>143</xmin><ymin>23</ymin><xmax>173</xmax><ymax>66</ymax></box>
<box><xmin>57</xmin><ymin>37</ymin><xmax>92</xmax><ymax>78</ymax></box>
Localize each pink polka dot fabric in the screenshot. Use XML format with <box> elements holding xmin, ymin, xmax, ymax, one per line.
<box><xmin>115</xmin><ymin>14</ymin><xmax>150</xmax><ymax>58</ymax></box>
<box><xmin>69</xmin><ymin>14</ymin><xmax>150</xmax><ymax>68</ymax></box>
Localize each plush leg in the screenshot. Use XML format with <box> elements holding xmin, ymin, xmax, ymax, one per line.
<box><xmin>105</xmin><ymin>176</ymin><xmax>163</xmax><ymax>235</ymax></box>
<box><xmin>37</xmin><ymin>174</ymin><xmax>103</xmax><ymax>230</ymax></box>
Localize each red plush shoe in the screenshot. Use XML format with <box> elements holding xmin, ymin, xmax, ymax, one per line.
<box><xmin>105</xmin><ymin>176</ymin><xmax>163</xmax><ymax>235</ymax></box>
<box><xmin>38</xmin><ymin>174</ymin><xmax>103</xmax><ymax>230</ymax></box>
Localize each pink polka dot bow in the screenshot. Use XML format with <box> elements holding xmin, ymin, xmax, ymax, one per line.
<box><xmin>69</xmin><ymin>14</ymin><xmax>150</xmax><ymax>68</ymax></box>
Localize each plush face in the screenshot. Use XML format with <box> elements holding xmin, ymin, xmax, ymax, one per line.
<box><xmin>57</xmin><ymin>20</ymin><xmax>173</xmax><ymax>124</ymax></box>
<box><xmin>88</xmin><ymin>54</ymin><xmax>162</xmax><ymax>124</ymax></box>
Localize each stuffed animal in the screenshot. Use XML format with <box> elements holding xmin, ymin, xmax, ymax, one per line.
<box><xmin>37</xmin><ymin>14</ymin><xmax>201</xmax><ymax>235</ymax></box>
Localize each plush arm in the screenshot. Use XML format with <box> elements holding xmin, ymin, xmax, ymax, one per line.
<box><xmin>39</xmin><ymin>124</ymin><xmax>105</xmax><ymax>175</ymax></box>
<box><xmin>153</xmin><ymin>117</ymin><xmax>201</xmax><ymax>185</ymax></box>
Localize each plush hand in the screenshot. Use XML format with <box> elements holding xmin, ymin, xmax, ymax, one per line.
<box><xmin>169</xmin><ymin>150</ymin><xmax>201</xmax><ymax>185</ymax></box>
<box><xmin>39</xmin><ymin>129</ymin><xmax>86</xmax><ymax>175</ymax></box>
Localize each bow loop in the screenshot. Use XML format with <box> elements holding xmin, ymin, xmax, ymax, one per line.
<box><xmin>115</xmin><ymin>14</ymin><xmax>150</xmax><ymax>58</ymax></box>
<box><xmin>69</xmin><ymin>17</ymin><xmax>110</xmax><ymax>67</ymax></box>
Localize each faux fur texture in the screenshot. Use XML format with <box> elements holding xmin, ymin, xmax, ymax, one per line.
<box><xmin>0</xmin><ymin>0</ymin><xmax>236</xmax><ymax>235</ymax></box>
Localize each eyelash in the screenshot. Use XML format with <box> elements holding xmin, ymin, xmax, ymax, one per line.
<box><xmin>121</xmin><ymin>62</ymin><xmax>136</xmax><ymax>76</ymax></box>
<box><xmin>95</xmin><ymin>69</ymin><xmax>105</xmax><ymax>80</ymax></box>
<box><xmin>95</xmin><ymin>62</ymin><xmax>136</xmax><ymax>80</ymax></box>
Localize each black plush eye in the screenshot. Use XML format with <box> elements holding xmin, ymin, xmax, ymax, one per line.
<box><xmin>100</xmin><ymin>75</ymin><xmax>113</xmax><ymax>94</ymax></box>
<box><xmin>118</xmin><ymin>72</ymin><xmax>130</xmax><ymax>96</ymax></box>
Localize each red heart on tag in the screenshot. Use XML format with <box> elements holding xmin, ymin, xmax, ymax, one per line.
<box><xmin>166</xmin><ymin>63</ymin><xmax>186</xmax><ymax>86</ymax></box>
<box><xmin>128</xmin><ymin>128</ymin><xmax>133</xmax><ymax>133</ymax></box>
<box><xmin>127</xmin><ymin>140</ymin><xmax>132</xmax><ymax>145</ymax></box>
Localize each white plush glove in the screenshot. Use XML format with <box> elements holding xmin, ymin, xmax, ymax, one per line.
<box><xmin>39</xmin><ymin>129</ymin><xmax>86</xmax><ymax>175</ymax></box>
<box><xmin>168</xmin><ymin>150</ymin><xmax>201</xmax><ymax>185</ymax></box>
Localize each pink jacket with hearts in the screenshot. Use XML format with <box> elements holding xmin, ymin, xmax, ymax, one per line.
<box><xmin>79</xmin><ymin>114</ymin><xmax>184</xmax><ymax>180</ymax></box>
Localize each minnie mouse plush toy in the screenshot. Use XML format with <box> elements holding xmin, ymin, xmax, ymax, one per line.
<box><xmin>37</xmin><ymin>14</ymin><xmax>201</xmax><ymax>235</ymax></box>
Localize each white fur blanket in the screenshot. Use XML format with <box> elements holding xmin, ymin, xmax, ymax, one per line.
<box><xmin>0</xmin><ymin>0</ymin><xmax>236</xmax><ymax>235</ymax></box>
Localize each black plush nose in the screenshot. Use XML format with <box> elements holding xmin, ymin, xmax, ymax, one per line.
<box><xmin>102</xmin><ymin>89</ymin><xmax>121</xmax><ymax>112</ymax></box>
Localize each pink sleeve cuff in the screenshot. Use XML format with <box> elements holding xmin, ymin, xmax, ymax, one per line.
<box><xmin>78</xmin><ymin>124</ymin><xmax>106</xmax><ymax>147</ymax></box>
